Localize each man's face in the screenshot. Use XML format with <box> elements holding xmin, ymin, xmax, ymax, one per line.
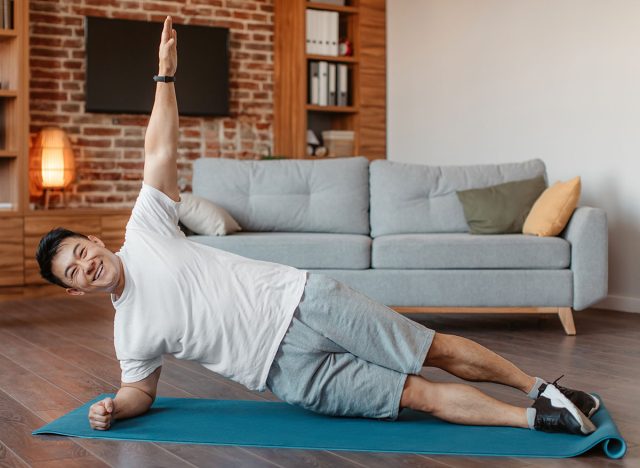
<box><xmin>51</xmin><ymin>235</ymin><xmax>122</xmax><ymax>295</ymax></box>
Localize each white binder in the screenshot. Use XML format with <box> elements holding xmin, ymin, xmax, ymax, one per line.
<box><xmin>337</xmin><ymin>64</ymin><xmax>348</xmax><ymax>106</ymax></box>
<box><xmin>330</xmin><ymin>12</ymin><xmax>339</xmax><ymax>56</ymax></box>
<box><xmin>318</xmin><ymin>61</ymin><xmax>329</xmax><ymax>106</ymax></box>
<box><xmin>328</xmin><ymin>63</ymin><xmax>337</xmax><ymax>106</ymax></box>
<box><xmin>309</xmin><ymin>62</ymin><xmax>320</xmax><ymax>105</ymax></box>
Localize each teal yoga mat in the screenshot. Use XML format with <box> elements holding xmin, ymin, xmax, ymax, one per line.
<box><xmin>33</xmin><ymin>394</ymin><xmax>626</xmax><ymax>459</ymax></box>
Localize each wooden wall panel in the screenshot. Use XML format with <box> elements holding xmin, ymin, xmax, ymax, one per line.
<box><xmin>359</xmin><ymin>0</ymin><xmax>387</xmax><ymax>160</ymax></box>
<box><xmin>0</xmin><ymin>217</ymin><xmax>24</xmax><ymax>286</ymax></box>
<box><xmin>274</xmin><ymin>0</ymin><xmax>307</xmax><ymax>157</ymax></box>
<box><xmin>101</xmin><ymin>215</ymin><xmax>129</xmax><ymax>252</ymax></box>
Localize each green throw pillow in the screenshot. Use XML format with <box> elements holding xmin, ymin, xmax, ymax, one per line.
<box><xmin>456</xmin><ymin>176</ymin><xmax>547</xmax><ymax>234</ymax></box>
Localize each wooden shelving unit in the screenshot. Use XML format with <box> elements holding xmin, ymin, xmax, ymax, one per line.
<box><xmin>0</xmin><ymin>2</ymin><xmax>131</xmax><ymax>296</ymax></box>
<box><xmin>274</xmin><ymin>0</ymin><xmax>386</xmax><ymax>160</ymax></box>
<box><xmin>0</xmin><ymin>0</ymin><xmax>28</xmax><ymax>217</ymax></box>
<box><xmin>0</xmin><ymin>0</ymin><xmax>28</xmax><ymax>288</ymax></box>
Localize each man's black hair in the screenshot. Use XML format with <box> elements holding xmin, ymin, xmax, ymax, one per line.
<box><xmin>36</xmin><ymin>227</ymin><xmax>88</xmax><ymax>288</ymax></box>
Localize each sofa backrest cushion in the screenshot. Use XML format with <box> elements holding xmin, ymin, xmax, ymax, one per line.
<box><xmin>369</xmin><ymin>159</ymin><xmax>547</xmax><ymax>237</ymax></box>
<box><xmin>192</xmin><ymin>156</ymin><xmax>370</xmax><ymax>234</ymax></box>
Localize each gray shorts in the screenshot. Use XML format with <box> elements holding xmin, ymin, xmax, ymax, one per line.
<box><xmin>266</xmin><ymin>273</ymin><xmax>435</xmax><ymax>420</ymax></box>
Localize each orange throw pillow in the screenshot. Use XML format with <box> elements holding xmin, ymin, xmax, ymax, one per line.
<box><xmin>523</xmin><ymin>176</ymin><xmax>581</xmax><ymax>237</ymax></box>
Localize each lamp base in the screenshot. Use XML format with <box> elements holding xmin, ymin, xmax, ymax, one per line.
<box><xmin>43</xmin><ymin>188</ymin><xmax>69</xmax><ymax>210</ymax></box>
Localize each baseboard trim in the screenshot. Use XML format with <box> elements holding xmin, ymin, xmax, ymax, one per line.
<box><xmin>597</xmin><ymin>295</ymin><xmax>640</xmax><ymax>314</ymax></box>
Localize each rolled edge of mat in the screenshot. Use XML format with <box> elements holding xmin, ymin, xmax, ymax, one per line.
<box><xmin>602</xmin><ymin>437</ymin><xmax>627</xmax><ymax>459</ymax></box>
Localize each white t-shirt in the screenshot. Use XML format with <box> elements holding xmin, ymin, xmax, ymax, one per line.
<box><xmin>112</xmin><ymin>184</ymin><xmax>307</xmax><ymax>391</ymax></box>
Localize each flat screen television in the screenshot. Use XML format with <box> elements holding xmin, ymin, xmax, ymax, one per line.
<box><xmin>85</xmin><ymin>17</ymin><xmax>230</xmax><ymax>117</ymax></box>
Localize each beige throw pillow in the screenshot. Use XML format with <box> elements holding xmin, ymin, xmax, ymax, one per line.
<box><xmin>178</xmin><ymin>193</ymin><xmax>242</xmax><ymax>236</ymax></box>
<box><xmin>523</xmin><ymin>176</ymin><xmax>581</xmax><ymax>237</ymax></box>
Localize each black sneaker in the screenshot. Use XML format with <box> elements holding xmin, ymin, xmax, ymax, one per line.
<box><xmin>533</xmin><ymin>383</ymin><xmax>596</xmax><ymax>435</ymax></box>
<box><xmin>547</xmin><ymin>375</ymin><xmax>601</xmax><ymax>418</ymax></box>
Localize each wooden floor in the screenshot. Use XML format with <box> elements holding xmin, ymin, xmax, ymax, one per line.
<box><xmin>0</xmin><ymin>294</ymin><xmax>637</xmax><ymax>467</ymax></box>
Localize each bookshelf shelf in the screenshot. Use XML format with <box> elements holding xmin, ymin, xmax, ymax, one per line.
<box><xmin>306</xmin><ymin>104</ymin><xmax>358</xmax><ymax>113</ymax></box>
<box><xmin>0</xmin><ymin>89</ymin><xmax>18</xmax><ymax>98</ymax></box>
<box><xmin>274</xmin><ymin>0</ymin><xmax>386</xmax><ymax>160</ymax></box>
<box><xmin>0</xmin><ymin>29</ymin><xmax>17</xmax><ymax>39</ymax></box>
<box><xmin>306</xmin><ymin>2</ymin><xmax>359</xmax><ymax>14</ymax></box>
<box><xmin>306</xmin><ymin>54</ymin><xmax>358</xmax><ymax>63</ymax></box>
<box><xmin>0</xmin><ymin>150</ymin><xmax>18</xmax><ymax>158</ymax></box>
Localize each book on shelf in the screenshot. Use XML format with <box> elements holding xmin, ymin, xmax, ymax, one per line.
<box><xmin>0</xmin><ymin>202</ymin><xmax>13</xmax><ymax>210</ymax></box>
<box><xmin>329</xmin><ymin>11</ymin><xmax>338</xmax><ymax>56</ymax></box>
<box><xmin>318</xmin><ymin>61</ymin><xmax>328</xmax><ymax>105</ymax></box>
<box><xmin>305</xmin><ymin>9</ymin><xmax>316</xmax><ymax>54</ymax></box>
<box><xmin>0</xmin><ymin>0</ymin><xmax>13</xmax><ymax>30</ymax></box>
<box><xmin>328</xmin><ymin>63</ymin><xmax>337</xmax><ymax>106</ymax></box>
<box><xmin>309</xmin><ymin>60</ymin><xmax>349</xmax><ymax>107</ymax></box>
<box><xmin>305</xmin><ymin>9</ymin><xmax>339</xmax><ymax>56</ymax></box>
<box><xmin>337</xmin><ymin>63</ymin><xmax>348</xmax><ymax>106</ymax></box>
<box><xmin>309</xmin><ymin>61</ymin><xmax>320</xmax><ymax>105</ymax></box>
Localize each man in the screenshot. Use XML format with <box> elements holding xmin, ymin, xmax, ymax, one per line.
<box><xmin>37</xmin><ymin>17</ymin><xmax>599</xmax><ymax>436</ymax></box>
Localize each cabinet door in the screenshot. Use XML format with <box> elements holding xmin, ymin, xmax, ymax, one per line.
<box><xmin>24</xmin><ymin>216</ymin><xmax>101</xmax><ymax>285</ymax></box>
<box><xmin>0</xmin><ymin>217</ymin><xmax>24</xmax><ymax>286</ymax></box>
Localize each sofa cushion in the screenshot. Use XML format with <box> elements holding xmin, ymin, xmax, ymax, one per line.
<box><xmin>309</xmin><ymin>269</ymin><xmax>573</xmax><ymax>308</ymax></box>
<box><xmin>456</xmin><ymin>176</ymin><xmax>547</xmax><ymax>234</ymax></box>
<box><xmin>192</xmin><ymin>157</ymin><xmax>370</xmax><ymax>234</ymax></box>
<box><xmin>178</xmin><ymin>192</ymin><xmax>242</xmax><ymax>236</ymax></box>
<box><xmin>372</xmin><ymin>233</ymin><xmax>570</xmax><ymax>269</ymax></box>
<box><xmin>188</xmin><ymin>232</ymin><xmax>371</xmax><ymax>269</ymax></box>
<box><xmin>524</xmin><ymin>176</ymin><xmax>581</xmax><ymax>237</ymax></box>
<box><xmin>369</xmin><ymin>159</ymin><xmax>547</xmax><ymax>237</ymax></box>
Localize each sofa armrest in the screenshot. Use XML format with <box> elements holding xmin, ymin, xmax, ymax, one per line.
<box><xmin>561</xmin><ymin>207</ymin><xmax>608</xmax><ymax>310</ymax></box>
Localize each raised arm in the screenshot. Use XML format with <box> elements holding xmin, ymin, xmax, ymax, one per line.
<box><xmin>144</xmin><ymin>16</ymin><xmax>179</xmax><ymax>201</ymax></box>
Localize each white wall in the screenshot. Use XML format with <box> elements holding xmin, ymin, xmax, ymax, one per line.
<box><xmin>388</xmin><ymin>0</ymin><xmax>640</xmax><ymax>312</ymax></box>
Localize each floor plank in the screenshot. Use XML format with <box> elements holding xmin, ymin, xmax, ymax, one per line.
<box><xmin>0</xmin><ymin>295</ymin><xmax>637</xmax><ymax>467</ymax></box>
<box><xmin>0</xmin><ymin>440</ymin><xmax>31</xmax><ymax>468</ymax></box>
<box><xmin>0</xmin><ymin>388</ymin><xmax>105</xmax><ymax>466</ymax></box>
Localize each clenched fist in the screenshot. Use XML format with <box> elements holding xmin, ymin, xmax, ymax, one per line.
<box><xmin>89</xmin><ymin>397</ymin><xmax>115</xmax><ymax>430</ymax></box>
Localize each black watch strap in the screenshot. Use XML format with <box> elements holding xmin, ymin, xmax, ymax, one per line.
<box><xmin>153</xmin><ymin>75</ymin><xmax>176</xmax><ymax>83</ymax></box>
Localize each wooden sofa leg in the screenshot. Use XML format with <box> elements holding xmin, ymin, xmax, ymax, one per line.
<box><xmin>558</xmin><ymin>307</ymin><xmax>576</xmax><ymax>335</ymax></box>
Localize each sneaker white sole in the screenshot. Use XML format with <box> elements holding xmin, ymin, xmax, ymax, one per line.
<box><xmin>587</xmin><ymin>393</ymin><xmax>601</xmax><ymax>418</ymax></box>
<box><xmin>542</xmin><ymin>384</ymin><xmax>596</xmax><ymax>435</ymax></box>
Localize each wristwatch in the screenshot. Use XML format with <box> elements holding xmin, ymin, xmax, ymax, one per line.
<box><xmin>153</xmin><ymin>75</ymin><xmax>176</xmax><ymax>83</ymax></box>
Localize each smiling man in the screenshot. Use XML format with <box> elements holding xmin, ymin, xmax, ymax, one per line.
<box><xmin>40</xmin><ymin>233</ymin><xmax>125</xmax><ymax>296</ymax></box>
<box><xmin>35</xmin><ymin>16</ymin><xmax>600</xmax><ymax>437</ymax></box>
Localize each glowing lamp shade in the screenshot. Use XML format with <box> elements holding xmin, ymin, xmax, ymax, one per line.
<box><xmin>30</xmin><ymin>127</ymin><xmax>76</xmax><ymax>190</ymax></box>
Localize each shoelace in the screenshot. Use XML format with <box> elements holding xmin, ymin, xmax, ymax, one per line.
<box><xmin>552</xmin><ymin>374</ymin><xmax>565</xmax><ymax>386</ymax></box>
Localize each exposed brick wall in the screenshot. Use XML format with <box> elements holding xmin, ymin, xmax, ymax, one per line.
<box><xmin>29</xmin><ymin>0</ymin><xmax>274</xmax><ymax>208</ymax></box>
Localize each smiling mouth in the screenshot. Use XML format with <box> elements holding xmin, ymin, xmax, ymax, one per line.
<box><xmin>94</xmin><ymin>262</ymin><xmax>103</xmax><ymax>282</ymax></box>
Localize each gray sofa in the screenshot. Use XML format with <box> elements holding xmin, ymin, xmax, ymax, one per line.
<box><xmin>189</xmin><ymin>157</ymin><xmax>608</xmax><ymax>335</ymax></box>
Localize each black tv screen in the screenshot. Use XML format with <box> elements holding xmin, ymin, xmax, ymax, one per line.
<box><xmin>85</xmin><ymin>17</ymin><xmax>229</xmax><ymax>117</ymax></box>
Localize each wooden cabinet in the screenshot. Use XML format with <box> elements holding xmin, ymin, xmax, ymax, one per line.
<box><xmin>0</xmin><ymin>210</ymin><xmax>128</xmax><ymax>294</ymax></box>
<box><xmin>0</xmin><ymin>217</ymin><xmax>24</xmax><ymax>286</ymax></box>
<box><xmin>274</xmin><ymin>0</ymin><xmax>386</xmax><ymax>160</ymax></box>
